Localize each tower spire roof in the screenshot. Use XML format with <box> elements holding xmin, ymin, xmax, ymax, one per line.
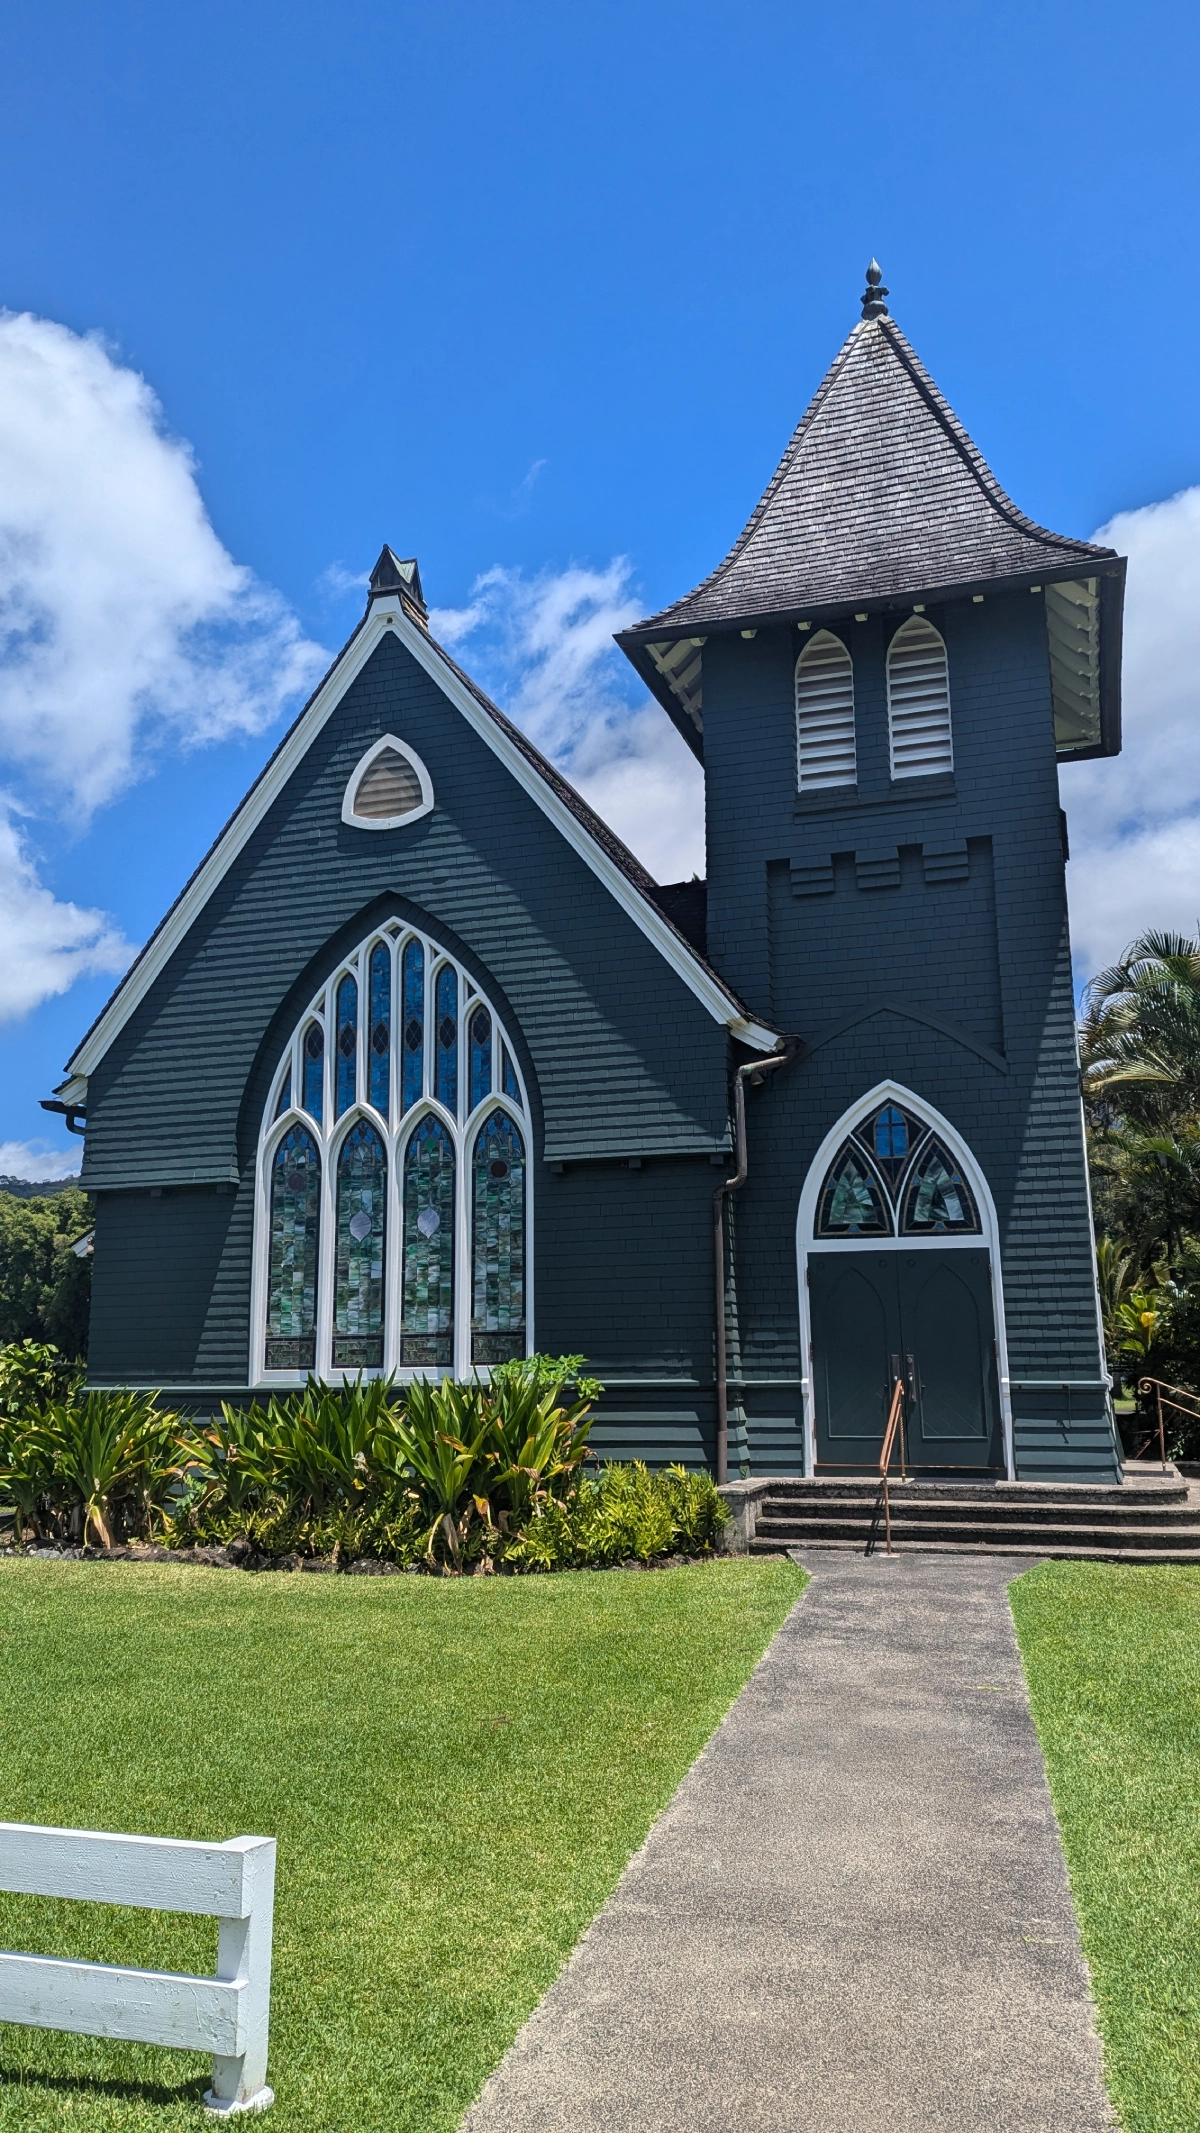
<box><xmin>618</xmin><ymin>283</ymin><xmax>1124</xmax><ymax>758</ymax></box>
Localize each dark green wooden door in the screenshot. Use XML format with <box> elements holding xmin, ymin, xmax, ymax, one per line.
<box><xmin>809</xmin><ymin>1248</ymin><xmax>1002</xmax><ymax>1471</ymax></box>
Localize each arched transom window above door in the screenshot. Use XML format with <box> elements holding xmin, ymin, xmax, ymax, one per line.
<box><xmin>255</xmin><ymin>923</ymin><xmax>529</xmax><ymax>1382</ymax></box>
<box><xmin>815</xmin><ymin>1102</ymin><xmax>980</xmax><ymax>1239</ymax></box>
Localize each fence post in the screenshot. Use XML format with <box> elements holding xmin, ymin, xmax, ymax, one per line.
<box><xmin>203</xmin><ymin>1838</ymin><xmax>276</xmax><ymax>2118</ymax></box>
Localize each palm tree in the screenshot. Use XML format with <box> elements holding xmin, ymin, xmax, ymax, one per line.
<box><xmin>1081</xmin><ymin>928</ymin><xmax>1200</xmax><ymax>1132</ymax></box>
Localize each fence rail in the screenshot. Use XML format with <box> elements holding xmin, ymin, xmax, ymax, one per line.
<box><xmin>0</xmin><ymin>1823</ymin><xmax>275</xmax><ymax>2118</ymax></box>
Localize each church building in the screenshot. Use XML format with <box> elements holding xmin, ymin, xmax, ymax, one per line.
<box><xmin>52</xmin><ymin>265</ymin><xmax>1126</xmax><ymax>1485</ymax></box>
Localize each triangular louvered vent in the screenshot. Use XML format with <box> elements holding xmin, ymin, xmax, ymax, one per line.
<box><xmin>795</xmin><ymin>631</ymin><xmax>856</xmax><ymax>790</ymax></box>
<box><xmin>887</xmin><ymin>618</ymin><xmax>952</xmax><ymax>778</ymax></box>
<box><xmin>354</xmin><ymin>748</ymin><xmax>423</xmax><ymax>818</ymax></box>
<box><xmin>342</xmin><ymin>736</ymin><xmax>433</xmax><ymax>829</ymax></box>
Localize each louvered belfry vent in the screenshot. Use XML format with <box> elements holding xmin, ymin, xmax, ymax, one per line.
<box><xmin>795</xmin><ymin>631</ymin><xmax>856</xmax><ymax>790</ymax></box>
<box><xmin>887</xmin><ymin>617</ymin><xmax>952</xmax><ymax>778</ymax></box>
<box><xmin>354</xmin><ymin>747</ymin><xmax>424</xmax><ymax>819</ymax></box>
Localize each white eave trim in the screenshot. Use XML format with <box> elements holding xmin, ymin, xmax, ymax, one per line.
<box><xmin>69</xmin><ymin>606</ymin><xmax>776</xmax><ymax>1077</ymax></box>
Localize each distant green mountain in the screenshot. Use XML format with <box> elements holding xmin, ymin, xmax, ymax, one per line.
<box><xmin>0</xmin><ymin>1177</ymin><xmax>83</xmax><ymax>1201</ymax></box>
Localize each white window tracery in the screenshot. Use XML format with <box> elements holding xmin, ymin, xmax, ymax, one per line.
<box><xmin>252</xmin><ymin>922</ymin><xmax>529</xmax><ymax>1382</ymax></box>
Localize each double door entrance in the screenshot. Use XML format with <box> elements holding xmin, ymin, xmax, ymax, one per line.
<box><xmin>809</xmin><ymin>1248</ymin><xmax>1003</xmax><ymax>1472</ymax></box>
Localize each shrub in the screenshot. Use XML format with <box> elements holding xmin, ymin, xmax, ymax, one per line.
<box><xmin>502</xmin><ymin>1464</ymin><xmax>727</xmax><ymax>1573</ymax></box>
<box><xmin>0</xmin><ymin>1190</ymin><xmax>92</xmax><ymax>1357</ymax></box>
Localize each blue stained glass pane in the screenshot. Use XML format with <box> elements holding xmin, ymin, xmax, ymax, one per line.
<box><xmin>502</xmin><ymin>1046</ymin><xmax>521</xmax><ymax>1103</ymax></box>
<box><xmin>275</xmin><ymin>1067</ymin><xmax>291</xmax><ymax>1119</ymax></box>
<box><xmin>873</xmin><ymin>1106</ymin><xmax>908</xmax><ymax>1162</ymax></box>
<box><xmin>469</xmin><ymin>1005</ymin><xmax>491</xmax><ymax>1109</ymax></box>
<box><xmin>266</xmin><ymin>1124</ymin><xmax>320</xmax><ymax>1369</ymax></box>
<box><xmin>402</xmin><ymin>940</ymin><xmax>424</xmax><ymax>1113</ymax></box>
<box><xmin>471</xmin><ymin>1111</ymin><xmax>525</xmax><ymax>1365</ymax></box>
<box><xmin>435</xmin><ymin>965</ymin><xmax>458</xmax><ymax>1113</ymax></box>
<box><xmin>336</xmin><ymin>975</ymin><xmax>357</xmax><ymax>1117</ymax></box>
<box><xmin>302</xmin><ymin>1021</ymin><xmax>324</xmax><ymax>1125</ymax></box>
<box><xmin>401</xmin><ymin>1117</ymin><xmax>455</xmax><ymax>1366</ymax></box>
<box><xmin>334</xmin><ymin>1119</ymin><xmax>386</xmax><ymax>1368</ymax></box>
<box><xmin>369</xmin><ymin>943</ymin><xmax>390</xmax><ymax>1117</ymax></box>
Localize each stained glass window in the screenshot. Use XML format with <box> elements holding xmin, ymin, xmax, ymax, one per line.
<box><xmin>335</xmin><ymin>975</ymin><xmax>357</xmax><ymax>1117</ymax></box>
<box><xmin>901</xmin><ymin>1140</ymin><xmax>980</xmax><ymax>1234</ymax></box>
<box><xmin>816</xmin><ymin>1144</ymin><xmax>890</xmax><ymax>1236</ymax></box>
<box><xmin>262</xmin><ymin>926</ymin><xmax>529</xmax><ymax>1376</ymax></box>
<box><xmin>369</xmin><ymin>943</ymin><xmax>390</xmax><ymax>1117</ymax></box>
<box><xmin>401</xmin><ymin>1117</ymin><xmax>455</xmax><ymax>1366</ymax></box>
<box><xmin>469</xmin><ymin>1006</ymin><xmax>492</xmax><ymax>1110</ymax></box>
<box><xmin>266</xmin><ymin>1124</ymin><xmax>320</xmax><ymax>1369</ymax></box>
<box><xmin>435</xmin><ymin>964</ymin><xmax>458</xmax><ymax>1113</ymax></box>
<box><xmin>471</xmin><ymin>1111</ymin><xmax>525</xmax><ymax>1364</ymax></box>
<box><xmin>333</xmin><ymin>1119</ymin><xmax>386</xmax><ymax>1368</ymax></box>
<box><xmin>402</xmin><ymin>939</ymin><xmax>424</xmax><ymax>1113</ymax></box>
<box><xmin>854</xmin><ymin>1103</ymin><xmax>921</xmax><ymax>1190</ymax></box>
<box><xmin>303</xmin><ymin>1021</ymin><xmax>324</xmax><ymax>1125</ymax></box>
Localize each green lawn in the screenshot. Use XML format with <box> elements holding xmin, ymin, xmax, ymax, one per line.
<box><xmin>0</xmin><ymin>1556</ymin><xmax>802</xmax><ymax>2131</ymax></box>
<box><xmin>1012</xmin><ymin>1562</ymin><xmax>1200</xmax><ymax>2133</ymax></box>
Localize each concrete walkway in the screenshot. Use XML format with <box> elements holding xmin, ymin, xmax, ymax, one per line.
<box><xmin>462</xmin><ymin>1553</ymin><xmax>1113</xmax><ymax>2132</ymax></box>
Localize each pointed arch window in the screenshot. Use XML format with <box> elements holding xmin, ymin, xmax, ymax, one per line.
<box><xmin>257</xmin><ymin>924</ymin><xmax>529</xmax><ymax>1379</ymax></box>
<box><xmin>887</xmin><ymin>617</ymin><xmax>952</xmax><ymax>778</ymax></box>
<box><xmin>334</xmin><ymin>1120</ymin><xmax>386</xmax><ymax>1368</ymax></box>
<box><xmin>795</xmin><ymin>631</ymin><xmax>856</xmax><ymax>791</ymax></box>
<box><xmin>815</xmin><ymin>1100</ymin><xmax>981</xmax><ymax>1240</ymax></box>
<box><xmin>266</xmin><ymin>1125</ymin><xmax>321</xmax><ymax>1369</ymax></box>
<box><xmin>472</xmin><ymin>1110</ymin><xmax>526</xmax><ymax>1364</ymax></box>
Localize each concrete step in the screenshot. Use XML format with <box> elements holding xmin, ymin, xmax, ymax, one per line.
<box><xmin>757</xmin><ymin>1495</ymin><xmax>1198</xmax><ymax>1531</ymax></box>
<box><xmin>752</xmin><ymin>1517</ymin><xmax>1200</xmax><ymax>1557</ymax></box>
<box><xmin>762</xmin><ymin>1477</ymin><xmax>1188</xmax><ymax>1506</ymax></box>
<box><xmin>757</xmin><ymin>1537</ymin><xmax>1200</xmax><ymax>1564</ymax></box>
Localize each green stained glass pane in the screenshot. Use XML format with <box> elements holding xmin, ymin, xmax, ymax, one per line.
<box><xmin>333</xmin><ymin>1119</ymin><xmax>386</xmax><ymax>1368</ymax></box>
<box><xmin>902</xmin><ymin>1141</ymin><xmax>980</xmax><ymax>1234</ymax></box>
<box><xmin>266</xmin><ymin>1124</ymin><xmax>320</xmax><ymax>1368</ymax></box>
<box><xmin>816</xmin><ymin>1143</ymin><xmax>890</xmax><ymax>1237</ymax></box>
<box><xmin>401</xmin><ymin>1117</ymin><xmax>455</xmax><ymax>1366</ymax></box>
<box><xmin>471</xmin><ymin>1110</ymin><xmax>525</xmax><ymax>1365</ymax></box>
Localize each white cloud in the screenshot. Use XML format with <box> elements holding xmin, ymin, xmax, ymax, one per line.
<box><xmin>1065</xmin><ymin>485</ymin><xmax>1200</xmax><ymax>980</ymax></box>
<box><xmin>0</xmin><ymin>810</ymin><xmax>132</xmax><ymax>1020</ymax></box>
<box><xmin>0</xmin><ymin>1140</ymin><xmax>81</xmax><ymax>1183</ymax></box>
<box><xmin>0</xmin><ymin>311</ymin><xmax>327</xmax><ymax>1021</ymax></box>
<box><xmin>0</xmin><ymin>312</ymin><xmax>326</xmax><ymax>818</ymax></box>
<box><xmin>430</xmin><ymin>561</ymin><xmax>705</xmax><ymax>882</ymax></box>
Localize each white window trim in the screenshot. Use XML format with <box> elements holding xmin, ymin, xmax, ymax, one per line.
<box><xmin>249</xmin><ymin>924</ymin><xmax>532</xmax><ymax>1387</ymax></box>
<box><xmin>794</xmin><ymin>1080</ymin><xmax>1013</xmax><ymax>1478</ymax></box>
<box><xmin>341</xmin><ymin>732</ymin><xmax>435</xmax><ymax>830</ymax></box>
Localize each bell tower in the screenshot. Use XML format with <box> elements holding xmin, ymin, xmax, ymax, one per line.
<box><xmin>619</xmin><ymin>265</ymin><xmax>1126</xmax><ymax>1482</ymax></box>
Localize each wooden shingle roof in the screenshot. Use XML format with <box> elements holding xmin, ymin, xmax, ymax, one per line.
<box><xmin>622</xmin><ymin>313</ymin><xmax>1116</xmax><ymax>639</ymax></box>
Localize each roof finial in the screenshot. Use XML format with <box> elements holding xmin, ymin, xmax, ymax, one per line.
<box><xmin>860</xmin><ymin>258</ymin><xmax>889</xmax><ymax>321</ymax></box>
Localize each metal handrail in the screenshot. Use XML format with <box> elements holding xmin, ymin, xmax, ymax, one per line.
<box><xmin>872</xmin><ymin>1376</ymin><xmax>907</xmax><ymax>1557</ymax></box>
<box><xmin>1135</xmin><ymin>1376</ymin><xmax>1200</xmax><ymax>1471</ymax></box>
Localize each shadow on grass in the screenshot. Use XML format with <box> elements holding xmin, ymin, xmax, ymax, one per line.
<box><xmin>0</xmin><ymin>2063</ymin><xmax>201</xmax><ymax>2108</ymax></box>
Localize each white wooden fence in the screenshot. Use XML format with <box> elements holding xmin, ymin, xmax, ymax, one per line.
<box><xmin>0</xmin><ymin>1822</ymin><xmax>276</xmax><ymax>2116</ymax></box>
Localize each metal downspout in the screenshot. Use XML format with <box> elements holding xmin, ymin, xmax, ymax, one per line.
<box><xmin>714</xmin><ymin>1042</ymin><xmax>798</xmax><ymax>1484</ymax></box>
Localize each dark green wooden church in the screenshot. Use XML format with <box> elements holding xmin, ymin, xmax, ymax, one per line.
<box><xmin>54</xmin><ymin>265</ymin><xmax>1126</xmax><ymax>1484</ymax></box>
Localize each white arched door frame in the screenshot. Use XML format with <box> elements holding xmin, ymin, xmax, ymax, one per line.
<box><xmin>795</xmin><ymin>1079</ymin><xmax>1014</xmax><ymax>1478</ymax></box>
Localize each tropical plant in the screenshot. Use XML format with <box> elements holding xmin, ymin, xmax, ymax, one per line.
<box><xmin>1082</xmin><ymin>930</ymin><xmax>1200</xmax><ymax>1133</ymax></box>
<box><xmin>29</xmin><ymin>1390</ymin><xmax>181</xmax><ymax>1546</ymax></box>
<box><xmin>390</xmin><ymin>1378</ymin><xmax>494</xmax><ymax>1566</ymax></box>
<box><xmin>0</xmin><ymin>1340</ymin><xmax>82</xmax><ymax>1421</ymax></box>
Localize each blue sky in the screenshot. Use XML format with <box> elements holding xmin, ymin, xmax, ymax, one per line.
<box><xmin>1</xmin><ymin>0</ymin><xmax>1198</xmax><ymax>1175</ymax></box>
